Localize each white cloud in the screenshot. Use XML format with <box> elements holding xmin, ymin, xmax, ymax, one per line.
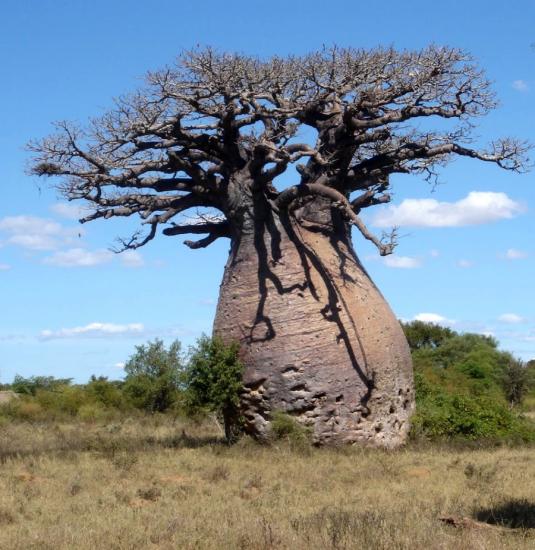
<box><xmin>373</xmin><ymin>192</ymin><xmax>525</xmax><ymax>228</ymax></box>
<box><xmin>504</xmin><ymin>248</ymin><xmax>529</xmax><ymax>260</ymax></box>
<box><xmin>50</xmin><ymin>202</ymin><xmax>89</xmax><ymax>220</ymax></box>
<box><xmin>512</xmin><ymin>80</ymin><xmax>529</xmax><ymax>92</ymax></box>
<box><xmin>9</xmin><ymin>234</ymin><xmax>61</xmax><ymax>250</ymax></box>
<box><xmin>0</xmin><ymin>215</ymin><xmax>61</xmax><ymax>235</ymax></box>
<box><xmin>0</xmin><ymin>215</ymin><xmax>81</xmax><ymax>251</ymax></box>
<box><xmin>40</xmin><ymin>322</ymin><xmax>144</xmax><ymax>340</ymax></box>
<box><xmin>113</xmin><ymin>362</ymin><xmax>126</xmax><ymax>369</ymax></box>
<box><xmin>498</xmin><ymin>313</ymin><xmax>526</xmax><ymax>324</ymax></box>
<box><xmin>120</xmin><ymin>250</ymin><xmax>144</xmax><ymax>268</ymax></box>
<box><xmin>383</xmin><ymin>255</ymin><xmax>422</xmax><ymax>269</ymax></box>
<box><xmin>43</xmin><ymin>248</ymin><xmax>113</xmax><ymax>267</ymax></box>
<box><xmin>43</xmin><ymin>247</ymin><xmax>146</xmax><ymax>269</ymax></box>
<box><xmin>456</xmin><ymin>259</ymin><xmax>474</xmax><ymax>268</ymax></box>
<box><xmin>414</xmin><ymin>313</ymin><xmax>456</xmax><ymax>325</ymax></box>
<box><xmin>430</xmin><ymin>249</ymin><xmax>440</xmax><ymax>258</ymax></box>
<box><xmin>0</xmin><ymin>263</ymin><xmax>11</xmax><ymax>271</ymax></box>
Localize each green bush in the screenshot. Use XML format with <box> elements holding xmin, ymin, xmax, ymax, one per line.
<box><xmin>34</xmin><ymin>385</ymin><xmax>89</xmax><ymax>417</ymax></box>
<box><xmin>183</xmin><ymin>335</ymin><xmax>243</xmax><ymax>442</ymax></box>
<box><xmin>412</xmin><ymin>390</ymin><xmax>534</xmax><ymax>441</ymax></box>
<box><xmin>123</xmin><ymin>339</ymin><xmax>182</xmax><ymax>413</ymax></box>
<box><xmin>0</xmin><ymin>375</ymin><xmax>128</xmax><ymax>422</ymax></box>
<box><xmin>402</xmin><ymin>321</ymin><xmax>535</xmax><ymax>442</ymax></box>
<box><xmin>270</xmin><ymin>411</ymin><xmax>311</xmax><ymax>449</ymax></box>
<box><xmin>86</xmin><ymin>376</ymin><xmax>127</xmax><ymax>410</ymax></box>
<box><xmin>1</xmin><ymin>399</ymin><xmax>45</xmax><ymax>422</ymax></box>
<box><xmin>11</xmin><ymin>375</ymin><xmax>73</xmax><ymax>396</ymax></box>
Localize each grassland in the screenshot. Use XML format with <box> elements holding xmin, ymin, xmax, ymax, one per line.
<box><xmin>1</xmin><ymin>417</ymin><xmax>535</xmax><ymax>549</ymax></box>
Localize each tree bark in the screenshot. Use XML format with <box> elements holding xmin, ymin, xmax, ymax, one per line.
<box><xmin>213</xmin><ymin>199</ymin><xmax>414</xmax><ymax>448</ymax></box>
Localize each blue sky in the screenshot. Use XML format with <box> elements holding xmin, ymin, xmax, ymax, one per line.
<box><xmin>1</xmin><ymin>0</ymin><xmax>534</xmax><ymax>382</ymax></box>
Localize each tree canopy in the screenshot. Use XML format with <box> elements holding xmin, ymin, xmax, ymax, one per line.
<box><xmin>29</xmin><ymin>46</ymin><xmax>529</xmax><ymax>255</ymax></box>
<box><xmin>123</xmin><ymin>339</ymin><xmax>182</xmax><ymax>413</ymax></box>
<box><xmin>402</xmin><ymin>321</ymin><xmax>535</xmax><ymax>440</ymax></box>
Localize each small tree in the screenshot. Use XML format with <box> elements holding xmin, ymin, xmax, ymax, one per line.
<box><xmin>86</xmin><ymin>375</ymin><xmax>126</xmax><ymax>410</ymax></box>
<box><xmin>123</xmin><ymin>339</ymin><xmax>182</xmax><ymax>412</ymax></box>
<box><xmin>502</xmin><ymin>358</ymin><xmax>531</xmax><ymax>408</ymax></box>
<box><xmin>184</xmin><ymin>335</ymin><xmax>243</xmax><ymax>442</ymax></box>
<box><xmin>401</xmin><ymin>321</ymin><xmax>455</xmax><ymax>351</ymax></box>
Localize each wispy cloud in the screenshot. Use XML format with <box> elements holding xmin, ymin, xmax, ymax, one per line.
<box><xmin>512</xmin><ymin>79</ymin><xmax>529</xmax><ymax>92</ymax></box>
<box><xmin>0</xmin><ymin>213</ymin><xmax>147</xmax><ymax>269</ymax></box>
<box><xmin>0</xmin><ymin>215</ymin><xmax>81</xmax><ymax>251</ymax></box>
<box><xmin>120</xmin><ymin>250</ymin><xmax>144</xmax><ymax>268</ymax></box>
<box><xmin>456</xmin><ymin>259</ymin><xmax>474</xmax><ymax>268</ymax></box>
<box><xmin>373</xmin><ymin>192</ymin><xmax>525</xmax><ymax>228</ymax></box>
<box><xmin>498</xmin><ymin>313</ymin><xmax>526</xmax><ymax>324</ymax></box>
<box><xmin>414</xmin><ymin>313</ymin><xmax>456</xmax><ymax>325</ymax></box>
<box><xmin>383</xmin><ymin>255</ymin><xmax>422</xmax><ymax>269</ymax></box>
<box><xmin>40</xmin><ymin>322</ymin><xmax>144</xmax><ymax>340</ymax></box>
<box><xmin>43</xmin><ymin>248</ymin><xmax>113</xmax><ymax>267</ymax></box>
<box><xmin>502</xmin><ymin>248</ymin><xmax>529</xmax><ymax>260</ymax></box>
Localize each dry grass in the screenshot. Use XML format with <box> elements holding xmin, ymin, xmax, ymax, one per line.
<box><xmin>1</xmin><ymin>417</ymin><xmax>535</xmax><ymax>549</ymax></box>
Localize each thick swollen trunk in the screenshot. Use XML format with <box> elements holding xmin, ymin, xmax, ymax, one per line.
<box><xmin>213</xmin><ymin>204</ymin><xmax>414</xmax><ymax>448</ymax></box>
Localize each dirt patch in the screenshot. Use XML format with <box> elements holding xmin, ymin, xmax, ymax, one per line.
<box><xmin>14</xmin><ymin>472</ymin><xmax>47</xmax><ymax>483</ymax></box>
<box><xmin>160</xmin><ymin>475</ymin><xmax>189</xmax><ymax>484</ymax></box>
<box><xmin>406</xmin><ymin>467</ymin><xmax>431</xmax><ymax>478</ymax></box>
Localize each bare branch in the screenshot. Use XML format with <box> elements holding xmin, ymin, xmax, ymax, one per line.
<box><xmin>162</xmin><ymin>220</ymin><xmax>230</xmax><ymax>237</ymax></box>
<box><xmin>184</xmin><ymin>233</ymin><xmax>224</xmax><ymax>249</ymax></box>
<box><xmin>28</xmin><ymin>46</ymin><xmax>530</xmax><ymax>251</ymax></box>
<box><xmin>277</xmin><ymin>181</ymin><xmax>396</xmax><ymax>255</ymax></box>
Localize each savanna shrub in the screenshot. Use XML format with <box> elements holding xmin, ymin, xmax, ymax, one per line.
<box><xmin>86</xmin><ymin>376</ymin><xmax>127</xmax><ymax>410</ymax></box>
<box><xmin>123</xmin><ymin>339</ymin><xmax>182</xmax><ymax>413</ymax></box>
<box><xmin>2</xmin><ymin>400</ymin><xmax>45</xmax><ymax>422</ymax></box>
<box><xmin>183</xmin><ymin>335</ymin><xmax>243</xmax><ymax>442</ymax></box>
<box><xmin>35</xmin><ymin>386</ymin><xmax>89</xmax><ymax>416</ymax></box>
<box><xmin>11</xmin><ymin>375</ymin><xmax>73</xmax><ymax>396</ymax></box>
<box><xmin>270</xmin><ymin>411</ymin><xmax>311</xmax><ymax>449</ymax></box>
<box><xmin>403</xmin><ymin>322</ymin><xmax>535</xmax><ymax>442</ymax></box>
<box><xmin>502</xmin><ymin>358</ymin><xmax>533</xmax><ymax>407</ymax></box>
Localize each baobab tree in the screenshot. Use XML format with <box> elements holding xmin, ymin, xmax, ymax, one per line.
<box><xmin>29</xmin><ymin>47</ymin><xmax>528</xmax><ymax>447</ymax></box>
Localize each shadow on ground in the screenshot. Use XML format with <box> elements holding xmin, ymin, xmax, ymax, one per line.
<box><xmin>475</xmin><ymin>499</ymin><xmax>535</xmax><ymax>529</ymax></box>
